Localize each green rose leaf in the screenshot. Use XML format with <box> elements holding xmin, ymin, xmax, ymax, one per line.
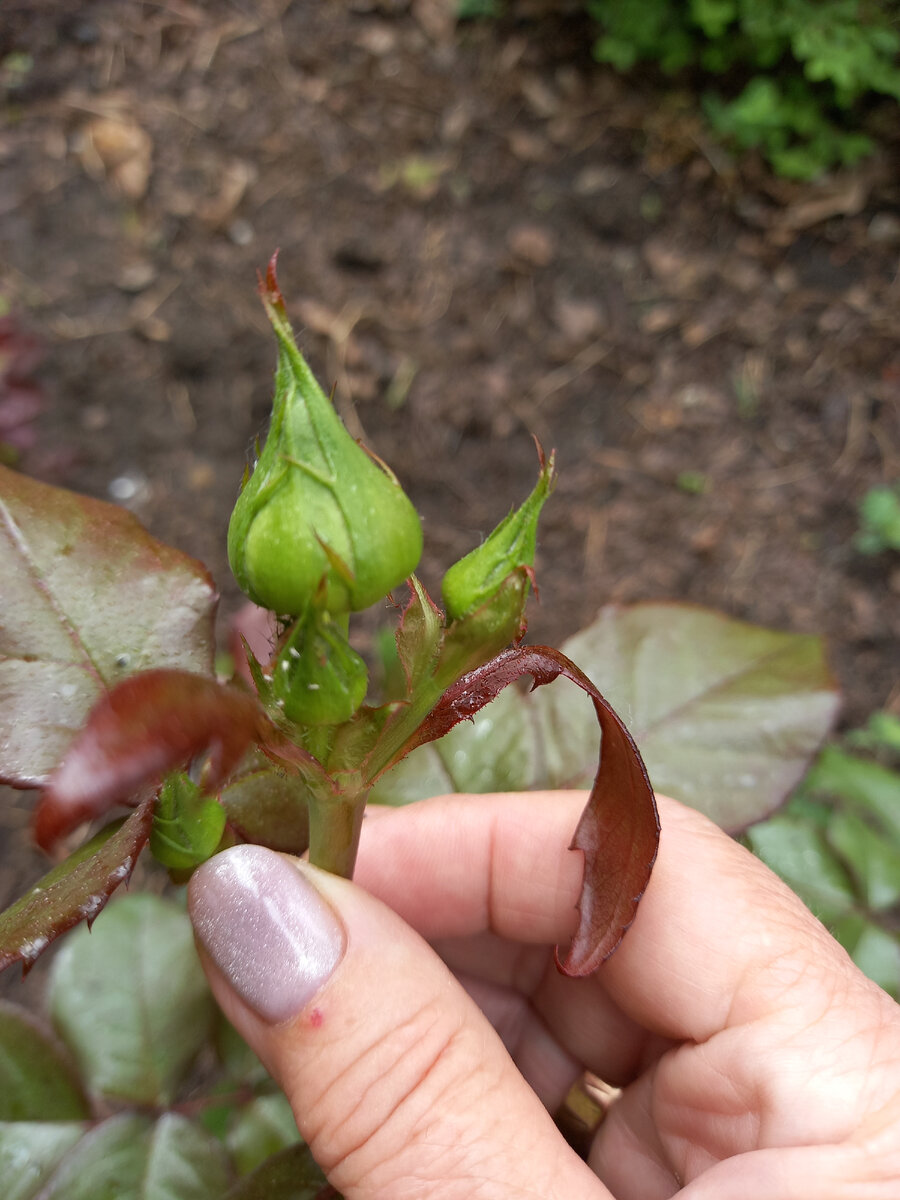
<box><xmin>227</xmin><ymin>1095</ymin><xmax>302</xmax><ymax>1177</ymax></box>
<box><xmin>749</xmin><ymin>808</ymin><xmax>900</xmax><ymax>999</ymax></box>
<box><xmin>224</xmin><ymin>1141</ymin><xmax>338</xmax><ymax>1199</ymax></box>
<box><xmin>804</xmin><ymin>746</ymin><xmax>900</xmax><ymax>841</ymax></box>
<box><xmin>749</xmin><ymin>746</ymin><xmax>900</xmax><ymax>1002</ymax></box>
<box><xmin>745</xmin><ymin>813</ymin><xmax>856</xmax><ymax>924</ymax></box>
<box><xmin>0</xmin><ymin>464</ymin><xmax>216</xmax><ymax>788</ymax></box>
<box><xmin>19</xmin><ymin>1113</ymin><xmax>231</xmax><ymax>1200</ymax></box>
<box><xmin>533</xmin><ymin>603</ymin><xmax>840</xmax><ymax>831</ymax></box>
<box><xmin>826</xmin><ymin>809</ymin><xmax>900</xmax><ymax>911</ymax></box>
<box><xmin>0</xmin><ymin>1122</ymin><xmax>86</xmax><ymax>1200</ymax></box>
<box><xmin>48</xmin><ymin>894</ymin><xmax>213</xmax><ymax>1106</ymax></box>
<box><xmin>0</xmin><ymin>1001</ymin><xmax>89</xmax><ymax>1120</ymax></box>
<box><xmin>838</xmin><ymin>921</ymin><xmax>900</xmax><ymax>998</ymax></box>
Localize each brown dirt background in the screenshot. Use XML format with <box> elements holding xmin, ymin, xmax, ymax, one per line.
<box><xmin>1</xmin><ymin>1</ymin><xmax>899</xmax><ymax>942</ymax></box>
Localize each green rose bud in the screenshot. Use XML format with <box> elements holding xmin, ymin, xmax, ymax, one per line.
<box><xmin>441</xmin><ymin>447</ymin><xmax>555</xmax><ymax>621</ymax></box>
<box><xmin>273</xmin><ymin>607</ymin><xmax>368</xmax><ymax>726</ymax></box>
<box><xmin>150</xmin><ymin>772</ymin><xmax>227</xmax><ymax>871</ymax></box>
<box><xmin>438</xmin><ymin>568</ymin><xmax>532</xmax><ymax>681</ymax></box>
<box><xmin>228</xmin><ymin>256</ymin><xmax>423</xmax><ymax>616</ymax></box>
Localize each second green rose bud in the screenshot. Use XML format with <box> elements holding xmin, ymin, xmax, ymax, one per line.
<box><xmin>441</xmin><ymin>448</ymin><xmax>555</xmax><ymax>621</ymax></box>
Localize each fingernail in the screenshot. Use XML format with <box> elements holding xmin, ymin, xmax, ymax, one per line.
<box><xmin>188</xmin><ymin>844</ymin><xmax>345</xmax><ymax>1024</ymax></box>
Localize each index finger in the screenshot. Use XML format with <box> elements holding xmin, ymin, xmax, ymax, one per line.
<box><xmin>354</xmin><ymin>791</ymin><xmax>878</xmax><ymax>1043</ymax></box>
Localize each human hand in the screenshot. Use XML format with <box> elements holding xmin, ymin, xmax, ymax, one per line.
<box><xmin>188</xmin><ymin>792</ymin><xmax>900</xmax><ymax>1198</ymax></box>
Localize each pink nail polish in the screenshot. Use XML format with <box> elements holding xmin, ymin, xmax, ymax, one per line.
<box><xmin>188</xmin><ymin>844</ymin><xmax>345</xmax><ymax>1024</ymax></box>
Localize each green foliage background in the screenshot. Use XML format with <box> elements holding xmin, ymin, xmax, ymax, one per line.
<box><xmin>586</xmin><ymin>0</ymin><xmax>900</xmax><ymax>177</ymax></box>
<box><xmin>749</xmin><ymin>713</ymin><xmax>900</xmax><ymax>997</ymax></box>
<box><xmin>856</xmin><ymin>482</ymin><xmax>900</xmax><ymax>554</ymax></box>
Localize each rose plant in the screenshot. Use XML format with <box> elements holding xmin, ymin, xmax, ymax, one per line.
<box><xmin>0</xmin><ymin>258</ymin><xmax>841</xmax><ymax>1196</ymax></box>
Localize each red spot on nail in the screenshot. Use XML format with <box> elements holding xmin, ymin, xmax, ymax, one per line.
<box><xmin>309</xmin><ymin>1007</ymin><xmax>324</xmax><ymax>1028</ymax></box>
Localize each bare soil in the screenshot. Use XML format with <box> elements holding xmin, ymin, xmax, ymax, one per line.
<box><xmin>1</xmin><ymin>1</ymin><xmax>899</xmax><ymax>936</ymax></box>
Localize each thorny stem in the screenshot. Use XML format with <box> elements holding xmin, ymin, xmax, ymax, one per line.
<box><xmin>307</xmin><ymin>787</ymin><xmax>368</xmax><ymax>879</ymax></box>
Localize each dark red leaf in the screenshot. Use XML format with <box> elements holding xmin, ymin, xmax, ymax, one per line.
<box><xmin>33</xmin><ymin>670</ymin><xmax>269</xmax><ymax>852</ymax></box>
<box><xmin>392</xmin><ymin>645</ymin><xmax>660</xmax><ymax>975</ymax></box>
<box><xmin>0</xmin><ymin>464</ymin><xmax>217</xmax><ymax>788</ymax></box>
<box><xmin>0</xmin><ymin>797</ymin><xmax>154</xmax><ymax>973</ymax></box>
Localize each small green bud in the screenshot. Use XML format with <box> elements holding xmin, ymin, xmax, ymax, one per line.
<box><xmin>441</xmin><ymin>448</ymin><xmax>555</xmax><ymax>620</ymax></box>
<box><xmin>438</xmin><ymin>568</ymin><xmax>531</xmax><ymax>680</ymax></box>
<box><xmin>273</xmin><ymin>608</ymin><xmax>368</xmax><ymax>726</ymax></box>
<box><xmin>150</xmin><ymin>772</ymin><xmax>227</xmax><ymax>871</ymax></box>
<box><xmin>228</xmin><ymin>256</ymin><xmax>423</xmax><ymax>616</ymax></box>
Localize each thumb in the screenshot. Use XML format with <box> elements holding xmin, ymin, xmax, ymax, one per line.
<box><xmin>188</xmin><ymin>843</ymin><xmax>605</xmax><ymax>1200</ymax></box>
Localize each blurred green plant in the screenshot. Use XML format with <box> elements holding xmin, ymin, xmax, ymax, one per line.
<box><xmin>747</xmin><ymin>713</ymin><xmax>900</xmax><ymax>998</ymax></box>
<box><xmin>0</xmin><ymin>52</ymin><xmax>34</xmax><ymax>91</ymax></box>
<box><xmin>676</xmin><ymin>469</ymin><xmax>708</xmax><ymax>495</ymax></box>
<box><xmin>457</xmin><ymin>0</ymin><xmax>505</xmax><ymax>18</ymax></box>
<box><xmin>855</xmin><ymin>481</ymin><xmax>900</xmax><ymax>554</ymax></box>
<box><xmin>587</xmin><ymin>0</ymin><xmax>900</xmax><ymax>178</ymax></box>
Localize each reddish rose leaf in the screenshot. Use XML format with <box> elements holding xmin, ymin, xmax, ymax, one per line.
<box><xmin>229</xmin><ymin>602</ymin><xmax>277</xmax><ymax>686</ymax></box>
<box><xmin>219</xmin><ymin>754</ymin><xmax>311</xmax><ymax>854</ymax></box>
<box><xmin>0</xmin><ymin>465</ymin><xmax>217</xmax><ymax>788</ymax></box>
<box><xmin>391</xmin><ymin>645</ymin><xmax>660</xmax><ymax>975</ymax></box>
<box><xmin>33</xmin><ymin>670</ymin><xmax>269</xmax><ymax>852</ymax></box>
<box><xmin>0</xmin><ymin>797</ymin><xmax>154</xmax><ymax>974</ymax></box>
